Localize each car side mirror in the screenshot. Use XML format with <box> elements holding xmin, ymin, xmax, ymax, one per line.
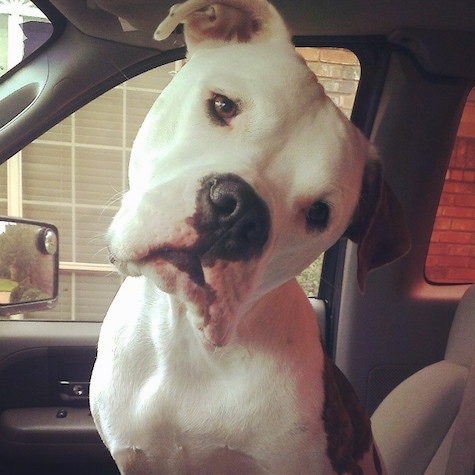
<box><xmin>0</xmin><ymin>217</ymin><xmax>58</xmax><ymax>316</ymax></box>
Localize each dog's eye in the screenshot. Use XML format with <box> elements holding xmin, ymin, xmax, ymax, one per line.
<box><xmin>305</xmin><ymin>201</ymin><xmax>330</xmax><ymax>230</ymax></box>
<box><xmin>209</xmin><ymin>94</ymin><xmax>237</xmax><ymax>124</ymax></box>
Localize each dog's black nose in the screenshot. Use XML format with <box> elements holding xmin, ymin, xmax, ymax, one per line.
<box><xmin>194</xmin><ymin>173</ymin><xmax>270</xmax><ymax>264</ymax></box>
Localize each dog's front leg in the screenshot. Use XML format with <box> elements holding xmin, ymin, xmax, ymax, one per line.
<box><xmin>113</xmin><ymin>446</ymin><xmax>187</xmax><ymax>475</ymax></box>
<box><xmin>113</xmin><ymin>447</ymin><xmax>148</xmax><ymax>475</ymax></box>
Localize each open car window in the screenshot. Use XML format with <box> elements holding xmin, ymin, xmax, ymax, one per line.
<box><xmin>0</xmin><ymin>47</ymin><xmax>359</xmax><ymax>321</ymax></box>
<box><xmin>0</xmin><ymin>1</ymin><xmax>52</xmax><ymax>78</ymax></box>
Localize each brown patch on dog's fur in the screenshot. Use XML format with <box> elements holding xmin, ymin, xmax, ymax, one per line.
<box><xmin>373</xmin><ymin>445</ymin><xmax>383</xmax><ymax>474</ymax></box>
<box><xmin>322</xmin><ymin>355</ymin><xmax>376</xmax><ymax>474</ymax></box>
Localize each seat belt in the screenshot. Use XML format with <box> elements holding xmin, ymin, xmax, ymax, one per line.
<box><xmin>445</xmin><ymin>358</ymin><xmax>475</xmax><ymax>475</ymax></box>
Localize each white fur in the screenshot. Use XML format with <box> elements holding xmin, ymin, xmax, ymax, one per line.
<box><xmin>90</xmin><ymin>1</ymin><xmax>384</xmax><ymax>473</ymax></box>
<box><xmin>91</xmin><ymin>277</ymin><xmax>333</xmax><ymax>473</ymax></box>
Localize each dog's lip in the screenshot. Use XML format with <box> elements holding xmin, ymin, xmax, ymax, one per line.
<box><xmin>142</xmin><ymin>248</ymin><xmax>206</xmax><ymax>287</ymax></box>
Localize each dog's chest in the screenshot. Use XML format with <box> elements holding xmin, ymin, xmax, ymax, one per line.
<box><xmin>92</xmin><ymin>303</ymin><xmax>328</xmax><ymax>472</ymax></box>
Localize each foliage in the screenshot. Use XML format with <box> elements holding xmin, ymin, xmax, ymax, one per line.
<box><xmin>296</xmin><ymin>255</ymin><xmax>324</xmax><ymax>296</ymax></box>
<box><xmin>0</xmin><ymin>278</ymin><xmax>18</xmax><ymax>292</ymax></box>
<box><xmin>0</xmin><ymin>223</ymin><xmax>38</xmax><ymax>282</ymax></box>
<box><xmin>10</xmin><ymin>285</ymin><xmax>48</xmax><ymax>303</ymax></box>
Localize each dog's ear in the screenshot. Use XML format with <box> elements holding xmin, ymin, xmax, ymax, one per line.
<box><xmin>154</xmin><ymin>0</ymin><xmax>290</xmax><ymax>54</ymax></box>
<box><xmin>344</xmin><ymin>157</ymin><xmax>411</xmax><ymax>291</ymax></box>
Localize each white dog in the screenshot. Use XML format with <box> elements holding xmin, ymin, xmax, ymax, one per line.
<box><xmin>90</xmin><ymin>1</ymin><xmax>410</xmax><ymax>473</ymax></box>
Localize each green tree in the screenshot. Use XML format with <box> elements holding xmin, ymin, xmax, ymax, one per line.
<box><xmin>0</xmin><ymin>224</ymin><xmax>37</xmax><ymax>283</ymax></box>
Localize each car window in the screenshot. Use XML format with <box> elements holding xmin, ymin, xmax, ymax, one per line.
<box><xmin>0</xmin><ymin>47</ymin><xmax>360</xmax><ymax>320</ymax></box>
<box><xmin>0</xmin><ymin>1</ymin><xmax>52</xmax><ymax>78</ymax></box>
<box><xmin>425</xmin><ymin>87</ymin><xmax>475</xmax><ymax>284</ymax></box>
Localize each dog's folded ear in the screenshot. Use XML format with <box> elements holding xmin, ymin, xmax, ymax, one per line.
<box><xmin>344</xmin><ymin>157</ymin><xmax>411</xmax><ymax>292</ymax></box>
<box><xmin>154</xmin><ymin>0</ymin><xmax>290</xmax><ymax>54</ymax></box>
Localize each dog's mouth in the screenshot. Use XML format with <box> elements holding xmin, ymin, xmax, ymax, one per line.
<box><xmin>109</xmin><ymin>243</ymin><xmax>261</xmax><ymax>347</ymax></box>
<box><xmin>142</xmin><ymin>248</ymin><xmax>205</xmax><ymax>287</ymax></box>
<box><xmin>108</xmin><ymin>247</ymin><xmax>205</xmax><ymax>287</ymax></box>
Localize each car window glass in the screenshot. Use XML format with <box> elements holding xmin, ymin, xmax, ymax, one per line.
<box><xmin>425</xmin><ymin>87</ymin><xmax>475</xmax><ymax>284</ymax></box>
<box><xmin>0</xmin><ymin>48</ymin><xmax>360</xmax><ymax>320</ymax></box>
<box><xmin>0</xmin><ymin>0</ymin><xmax>52</xmax><ymax>78</ymax></box>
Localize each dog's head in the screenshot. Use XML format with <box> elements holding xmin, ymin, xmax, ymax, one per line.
<box><xmin>107</xmin><ymin>0</ymin><xmax>410</xmax><ymax>346</ymax></box>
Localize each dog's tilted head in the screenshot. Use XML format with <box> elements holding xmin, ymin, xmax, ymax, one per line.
<box><xmin>107</xmin><ymin>0</ymin><xmax>410</xmax><ymax>347</ymax></box>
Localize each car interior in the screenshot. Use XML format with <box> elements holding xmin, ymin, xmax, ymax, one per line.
<box><xmin>0</xmin><ymin>1</ymin><xmax>474</xmax><ymax>474</ymax></box>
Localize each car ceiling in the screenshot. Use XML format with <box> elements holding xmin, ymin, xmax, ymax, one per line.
<box><xmin>48</xmin><ymin>0</ymin><xmax>475</xmax><ymax>51</ymax></box>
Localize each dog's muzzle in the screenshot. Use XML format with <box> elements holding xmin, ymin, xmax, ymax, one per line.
<box><xmin>109</xmin><ymin>174</ymin><xmax>271</xmax><ymax>287</ymax></box>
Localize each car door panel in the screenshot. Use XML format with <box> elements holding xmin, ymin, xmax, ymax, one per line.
<box><xmin>0</xmin><ymin>322</ymin><xmax>118</xmax><ymax>474</ymax></box>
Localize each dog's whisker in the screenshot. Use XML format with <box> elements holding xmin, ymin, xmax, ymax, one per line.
<box><xmin>102</xmin><ymin>192</ymin><xmax>124</xmax><ymax>214</ymax></box>
<box><xmin>88</xmin><ymin>234</ymin><xmax>108</xmax><ymax>247</ymax></box>
<box><xmin>107</xmin><ymin>59</ymin><xmax>132</xmax><ymax>83</ymax></box>
<box><xmin>92</xmin><ymin>245</ymin><xmax>110</xmax><ymax>259</ymax></box>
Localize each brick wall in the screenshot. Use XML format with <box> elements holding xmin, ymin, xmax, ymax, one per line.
<box><xmin>426</xmin><ymin>89</ymin><xmax>475</xmax><ymax>283</ymax></box>
<box><xmin>298</xmin><ymin>47</ymin><xmax>360</xmax><ymax>118</ymax></box>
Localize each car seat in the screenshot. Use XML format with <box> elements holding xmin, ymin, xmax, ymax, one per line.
<box><xmin>371</xmin><ymin>285</ymin><xmax>475</xmax><ymax>475</ymax></box>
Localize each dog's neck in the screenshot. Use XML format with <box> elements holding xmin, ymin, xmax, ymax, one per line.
<box><xmin>237</xmin><ymin>279</ymin><xmax>321</xmax><ymax>352</ymax></box>
<box><xmin>161</xmin><ymin>278</ymin><xmax>322</xmax><ymax>362</ymax></box>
